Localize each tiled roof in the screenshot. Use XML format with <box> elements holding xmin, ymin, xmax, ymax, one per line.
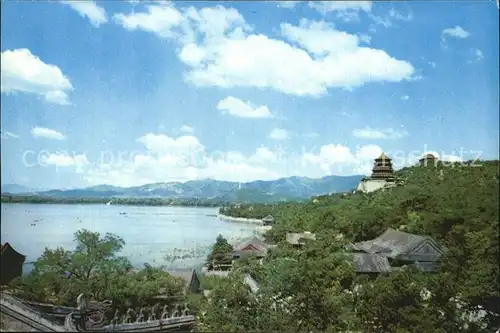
<box><xmin>350</xmin><ymin>253</ymin><xmax>391</xmax><ymax>273</ymax></box>
<box><xmin>232</xmin><ymin>237</ymin><xmax>270</xmax><ymax>258</ymax></box>
<box><xmin>165</xmin><ymin>269</ymin><xmax>195</xmax><ymax>288</ymax></box>
<box><xmin>0</xmin><ymin>243</ymin><xmax>26</xmax><ymax>259</ymax></box>
<box><xmin>348</xmin><ymin>228</ymin><xmax>440</xmax><ymax>259</ymax></box>
<box><xmin>233</xmin><ymin>237</ymin><xmax>268</xmax><ymax>252</ymax></box>
<box><xmin>261</xmin><ymin>215</ymin><xmax>274</xmax><ymax>222</ymax></box>
<box><xmin>375</xmin><ymin>152</ymin><xmax>391</xmax><ymax>160</ymax></box>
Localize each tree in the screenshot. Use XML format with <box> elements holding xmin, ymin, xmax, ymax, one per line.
<box><xmin>206</xmin><ymin>235</ymin><xmax>234</xmax><ymax>268</ymax></box>
<box><xmin>11</xmin><ymin>229</ymin><xmax>185</xmax><ymax>310</ymax></box>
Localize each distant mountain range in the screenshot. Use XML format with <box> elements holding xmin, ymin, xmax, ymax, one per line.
<box><xmin>1</xmin><ymin>175</ymin><xmax>363</xmax><ymax>202</ymax></box>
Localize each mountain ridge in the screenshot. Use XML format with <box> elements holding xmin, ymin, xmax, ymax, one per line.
<box><xmin>1</xmin><ymin>175</ymin><xmax>363</xmax><ymax>201</ymax></box>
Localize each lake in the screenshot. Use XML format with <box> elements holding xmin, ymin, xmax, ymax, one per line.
<box><xmin>1</xmin><ymin>203</ymin><xmax>257</xmax><ymax>272</ymax></box>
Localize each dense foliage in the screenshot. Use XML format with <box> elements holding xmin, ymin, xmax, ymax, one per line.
<box><xmin>206</xmin><ymin>235</ymin><xmax>234</xmax><ymax>268</ymax></box>
<box><xmin>10</xmin><ymin>230</ymin><xmax>187</xmax><ymax>312</ymax></box>
<box><xmin>203</xmin><ymin>160</ymin><xmax>499</xmax><ymax>332</ymax></box>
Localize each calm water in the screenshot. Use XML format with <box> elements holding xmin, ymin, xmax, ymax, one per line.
<box><xmin>1</xmin><ymin>203</ymin><xmax>256</xmax><ymax>272</ymax></box>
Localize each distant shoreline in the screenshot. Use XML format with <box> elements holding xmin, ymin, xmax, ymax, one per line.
<box><xmin>218</xmin><ymin>214</ymin><xmax>264</xmax><ymax>225</ymax></box>
<box><xmin>0</xmin><ymin>195</ymin><xmax>226</xmax><ymax>208</ymax></box>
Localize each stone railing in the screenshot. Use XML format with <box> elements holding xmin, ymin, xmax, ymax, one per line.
<box><xmin>65</xmin><ymin>294</ymin><xmax>195</xmax><ymax>332</ymax></box>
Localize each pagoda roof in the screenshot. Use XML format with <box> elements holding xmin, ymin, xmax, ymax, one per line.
<box><xmin>375</xmin><ymin>152</ymin><xmax>391</xmax><ymax>160</ymax></box>
<box><xmin>1</xmin><ymin>242</ymin><xmax>26</xmax><ymax>260</ymax></box>
<box><xmin>420</xmin><ymin>153</ymin><xmax>438</xmax><ymax>160</ymax></box>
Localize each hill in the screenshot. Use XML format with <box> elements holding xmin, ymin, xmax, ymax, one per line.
<box><xmin>2</xmin><ymin>175</ymin><xmax>363</xmax><ymax>203</ymax></box>
<box><xmin>213</xmin><ymin>160</ymin><xmax>499</xmax><ymax>331</ymax></box>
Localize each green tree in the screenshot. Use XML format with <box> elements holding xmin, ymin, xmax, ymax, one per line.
<box><xmin>206</xmin><ymin>235</ymin><xmax>234</xmax><ymax>267</ymax></box>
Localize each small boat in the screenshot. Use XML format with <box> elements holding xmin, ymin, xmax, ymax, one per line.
<box><xmin>119</xmin><ymin>212</ymin><xmax>127</xmax><ymax>215</ymax></box>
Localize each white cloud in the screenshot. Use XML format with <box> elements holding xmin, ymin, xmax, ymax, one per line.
<box><xmin>309</xmin><ymin>1</ymin><xmax>372</xmax><ymax>14</ymax></box>
<box><xmin>180</xmin><ymin>125</ymin><xmax>195</xmax><ymax>133</ymax></box>
<box><xmin>65</xmin><ymin>131</ymin><xmax>462</xmax><ymax>187</ymax></box>
<box><xmin>137</xmin><ymin>133</ymin><xmax>204</xmax><ymax>155</ymax></box>
<box><xmin>113</xmin><ymin>3</ymin><xmax>184</xmax><ymax>38</ymax></box>
<box><xmin>474</xmin><ymin>48</ymin><xmax>484</xmax><ymax>60</ymax></box>
<box><xmin>1</xmin><ymin>130</ymin><xmax>20</xmax><ymax>140</ymax></box>
<box><xmin>31</xmin><ymin>127</ymin><xmax>66</xmax><ymax>140</ymax></box>
<box><xmin>61</xmin><ymin>1</ymin><xmax>108</xmax><ymax>27</ymax></box>
<box><xmin>1</xmin><ymin>49</ymin><xmax>73</xmax><ymax>105</ymax></box>
<box><xmin>42</xmin><ymin>153</ymin><xmax>89</xmax><ymax>168</ymax></box>
<box><xmin>442</xmin><ymin>25</ymin><xmax>470</xmax><ymax>39</ymax></box>
<box><xmin>352</xmin><ymin>127</ymin><xmax>409</xmax><ymax>140</ymax></box>
<box><xmin>72</xmin><ymin>129</ymin><xmax>395</xmax><ymax>186</ymax></box>
<box><xmin>428</xmin><ymin>61</ymin><xmax>436</xmax><ymax>68</ymax></box>
<box><xmin>268</xmin><ymin>128</ymin><xmax>290</xmax><ymax>140</ymax></box>
<box><xmin>276</xmin><ymin>1</ymin><xmax>301</xmax><ymax>9</ymax></box>
<box><xmin>401</xmin><ymin>95</ymin><xmax>409</xmax><ymax>101</ymax></box>
<box><xmin>217</xmin><ymin>96</ymin><xmax>273</xmax><ymax>118</ymax></box>
<box><xmin>113</xmin><ymin>4</ymin><xmax>415</xmax><ymax>96</ymax></box>
<box><xmin>369</xmin><ymin>8</ymin><xmax>412</xmax><ymax>29</ymax></box>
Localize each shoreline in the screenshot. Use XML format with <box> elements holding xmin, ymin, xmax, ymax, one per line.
<box><xmin>218</xmin><ymin>214</ymin><xmax>264</xmax><ymax>225</ymax></box>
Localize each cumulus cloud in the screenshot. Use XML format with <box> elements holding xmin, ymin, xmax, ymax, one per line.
<box><xmin>352</xmin><ymin>127</ymin><xmax>409</xmax><ymax>140</ymax></box>
<box><xmin>42</xmin><ymin>153</ymin><xmax>89</xmax><ymax>168</ymax></box>
<box><xmin>309</xmin><ymin>1</ymin><xmax>372</xmax><ymax>15</ymax></box>
<box><xmin>31</xmin><ymin>127</ymin><xmax>66</xmax><ymax>140</ymax></box>
<box><xmin>442</xmin><ymin>25</ymin><xmax>470</xmax><ymax>42</ymax></box>
<box><xmin>113</xmin><ymin>3</ymin><xmax>416</xmax><ymax>96</ymax></box>
<box><xmin>53</xmin><ymin>129</ymin><xmax>395</xmax><ymax>186</ymax></box>
<box><xmin>268</xmin><ymin>128</ymin><xmax>290</xmax><ymax>140</ymax></box>
<box><xmin>1</xmin><ymin>130</ymin><xmax>20</xmax><ymax>140</ymax></box>
<box><xmin>217</xmin><ymin>96</ymin><xmax>273</xmax><ymax>118</ymax></box>
<box><xmin>180</xmin><ymin>125</ymin><xmax>195</xmax><ymax>133</ymax></box>
<box><xmin>1</xmin><ymin>49</ymin><xmax>73</xmax><ymax>105</ymax></box>
<box><xmin>60</xmin><ymin>1</ymin><xmax>108</xmax><ymax>27</ymax></box>
<box><xmin>401</xmin><ymin>95</ymin><xmax>409</xmax><ymax>101</ymax></box>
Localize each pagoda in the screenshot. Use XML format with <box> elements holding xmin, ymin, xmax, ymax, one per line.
<box><xmin>419</xmin><ymin>153</ymin><xmax>438</xmax><ymax>167</ymax></box>
<box><xmin>356</xmin><ymin>152</ymin><xmax>396</xmax><ymax>193</ymax></box>
<box><xmin>370</xmin><ymin>152</ymin><xmax>395</xmax><ymax>180</ymax></box>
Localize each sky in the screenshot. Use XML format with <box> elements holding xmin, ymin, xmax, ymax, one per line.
<box><xmin>1</xmin><ymin>0</ymin><xmax>498</xmax><ymax>189</ymax></box>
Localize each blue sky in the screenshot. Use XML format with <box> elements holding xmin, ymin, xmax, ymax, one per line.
<box><xmin>1</xmin><ymin>0</ymin><xmax>498</xmax><ymax>189</ymax></box>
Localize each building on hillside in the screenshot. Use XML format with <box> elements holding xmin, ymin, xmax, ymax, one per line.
<box><xmin>1</xmin><ymin>243</ymin><xmax>26</xmax><ymax>286</ymax></box>
<box><xmin>286</xmin><ymin>232</ymin><xmax>317</xmax><ymax>246</ymax></box>
<box><xmin>356</xmin><ymin>153</ymin><xmax>397</xmax><ymax>193</ymax></box>
<box><xmin>346</xmin><ymin>228</ymin><xmax>444</xmax><ymax>273</ymax></box>
<box><xmin>165</xmin><ymin>269</ymin><xmax>201</xmax><ymax>294</ymax></box>
<box><xmin>232</xmin><ymin>237</ymin><xmax>270</xmax><ymax>260</ymax></box>
<box><xmin>419</xmin><ymin>153</ymin><xmax>439</xmax><ymax>167</ymax></box>
<box><xmin>349</xmin><ymin>253</ymin><xmax>392</xmax><ymax>277</ymax></box>
<box><xmin>261</xmin><ymin>214</ymin><xmax>275</xmax><ymax>226</ymax></box>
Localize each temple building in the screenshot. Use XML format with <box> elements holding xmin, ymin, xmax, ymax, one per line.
<box><xmin>356</xmin><ymin>153</ymin><xmax>397</xmax><ymax>193</ymax></box>
<box><xmin>261</xmin><ymin>215</ymin><xmax>275</xmax><ymax>226</ymax></box>
<box><xmin>346</xmin><ymin>228</ymin><xmax>445</xmax><ymax>274</ymax></box>
<box><xmin>232</xmin><ymin>237</ymin><xmax>270</xmax><ymax>260</ymax></box>
<box><xmin>1</xmin><ymin>243</ymin><xmax>26</xmax><ymax>286</ymax></box>
<box><xmin>419</xmin><ymin>153</ymin><xmax>439</xmax><ymax>167</ymax></box>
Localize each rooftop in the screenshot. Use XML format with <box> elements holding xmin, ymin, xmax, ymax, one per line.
<box><xmin>350</xmin><ymin>253</ymin><xmax>392</xmax><ymax>273</ymax></box>
<box><xmin>347</xmin><ymin>228</ymin><xmax>443</xmax><ymax>259</ymax></box>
